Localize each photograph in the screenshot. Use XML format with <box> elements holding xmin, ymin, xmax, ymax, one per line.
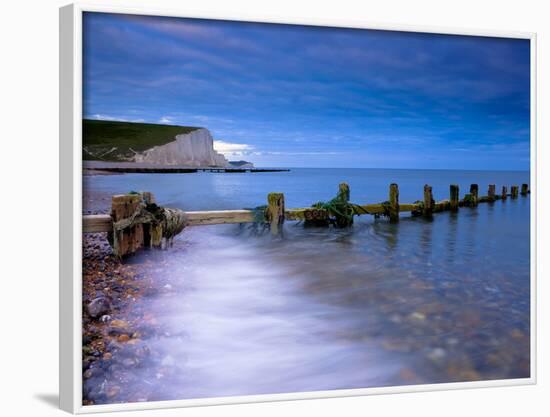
<box><xmin>80</xmin><ymin>11</ymin><xmax>531</xmax><ymax>406</ymax></box>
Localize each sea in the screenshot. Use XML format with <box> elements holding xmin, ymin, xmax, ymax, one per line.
<box><xmin>83</xmin><ymin>168</ymin><xmax>531</xmax><ymax>401</ymax></box>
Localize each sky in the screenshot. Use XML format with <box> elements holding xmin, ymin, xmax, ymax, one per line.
<box><xmin>83</xmin><ymin>12</ymin><xmax>531</xmax><ymax>170</ymax></box>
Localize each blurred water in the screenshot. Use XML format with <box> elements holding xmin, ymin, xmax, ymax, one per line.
<box><xmin>84</xmin><ymin>168</ymin><xmax>531</xmax><ymax>401</ymax></box>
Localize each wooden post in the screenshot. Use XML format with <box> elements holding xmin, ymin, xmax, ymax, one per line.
<box><xmin>521</xmin><ymin>184</ymin><xmax>529</xmax><ymax>196</ymax></box>
<box><xmin>488</xmin><ymin>184</ymin><xmax>496</xmax><ymax>202</ymax></box>
<box><xmin>470</xmin><ymin>184</ymin><xmax>479</xmax><ymax>206</ymax></box>
<box><xmin>141</xmin><ymin>191</ymin><xmax>155</xmax><ymax>205</ymax></box>
<box><xmin>450</xmin><ymin>184</ymin><xmax>459</xmax><ymax>212</ymax></box>
<box><xmin>502</xmin><ymin>186</ymin><xmax>508</xmax><ymax>200</ymax></box>
<box><xmin>389</xmin><ymin>183</ymin><xmax>399</xmax><ymax>223</ymax></box>
<box><xmin>267</xmin><ymin>192</ymin><xmax>285</xmax><ymax>236</ymax></box>
<box><xmin>110</xmin><ymin>193</ymin><xmax>146</xmax><ymax>257</ymax></box>
<box><xmin>511</xmin><ymin>185</ymin><xmax>519</xmax><ymax>199</ymax></box>
<box><xmin>334</xmin><ymin>182</ymin><xmax>353</xmax><ymax>227</ymax></box>
<box><xmin>423</xmin><ymin>184</ymin><xmax>434</xmax><ymax>218</ymax></box>
<box><xmin>339</xmin><ymin>182</ymin><xmax>350</xmax><ymax>202</ymax></box>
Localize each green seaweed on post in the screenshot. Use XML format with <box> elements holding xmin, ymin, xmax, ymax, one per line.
<box><xmin>311</xmin><ymin>185</ymin><xmax>368</xmax><ymax>228</ymax></box>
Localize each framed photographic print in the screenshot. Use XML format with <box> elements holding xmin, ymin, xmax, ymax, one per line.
<box><xmin>59</xmin><ymin>2</ymin><xmax>536</xmax><ymax>413</ymax></box>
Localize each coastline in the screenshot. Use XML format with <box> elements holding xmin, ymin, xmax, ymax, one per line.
<box><xmin>82</xmin><ymin>231</ymin><xmax>194</xmax><ymax>404</ymax></box>
<box><xmin>82</xmin><ymin>232</ymin><xmax>152</xmax><ymax>404</ymax></box>
<box><xmin>81</xmin><ymin>172</ymin><xmax>194</xmax><ymax>406</ymax></box>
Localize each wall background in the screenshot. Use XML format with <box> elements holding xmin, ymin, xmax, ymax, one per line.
<box><xmin>0</xmin><ymin>0</ymin><xmax>547</xmax><ymax>415</ymax></box>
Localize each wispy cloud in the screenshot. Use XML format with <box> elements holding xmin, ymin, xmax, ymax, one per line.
<box><xmin>158</xmin><ymin>116</ymin><xmax>173</xmax><ymax>124</ymax></box>
<box><xmin>83</xmin><ymin>12</ymin><xmax>531</xmax><ymax>170</ymax></box>
<box><xmin>213</xmin><ymin>140</ymin><xmax>254</xmax><ymax>157</ymax></box>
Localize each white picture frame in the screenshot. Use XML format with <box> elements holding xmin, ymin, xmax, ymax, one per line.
<box><xmin>59</xmin><ymin>2</ymin><xmax>537</xmax><ymax>413</ymax></box>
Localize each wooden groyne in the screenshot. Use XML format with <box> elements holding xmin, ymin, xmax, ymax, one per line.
<box><xmin>83</xmin><ymin>182</ymin><xmax>530</xmax><ymax>257</ymax></box>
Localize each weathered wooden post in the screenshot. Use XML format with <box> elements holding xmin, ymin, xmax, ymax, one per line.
<box><xmin>488</xmin><ymin>184</ymin><xmax>496</xmax><ymax>202</ymax></box>
<box><xmin>110</xmin><ymin>193</ymin><xmax>147</xmax><ymax>257</ymax></box>
<box><xmin>389</xmin><ymin>183</ymin><xmax>399</xmax><ymax>223</ymax></box>
<box><xmin>470</xmin><ymin>184</ymin><xmax>479</xmax><ymax>206</ymax></box>
<box><xmin>502</xmin><ymin>186</ymin><xmax>508</xmax><ymax>200</ymax></box>
<box><xmin>511</xmin><ymin>185</ymin><xmax>519</xmax><ymax>199</ymax></box>
<box><xmin>450</xmin><ymin>184</ymin><xmax>459</xmax><ymax>212</ymax></box>
<box><xmin>267</xmin><ymin>192</ymin><xmax>285</xmax><ymax>236</ymax></box>
<box><xmin>339</xmin><ymin>182</ymin><xmax>350</xmax><ymax>202</ymax></box>
<box><xmin>521</xmin><ymin>184</ymin><xmax>529</xmax><ymax>196</ymax></box>
<box><xmin>334</xmin><ymin>182</ymin><xmax>353</xmax><ymax>227</ymax></box>
<box><xmin>423</xmin><ymin>184</ymin><xmax>434</xmax><ymax>218</ymax></box>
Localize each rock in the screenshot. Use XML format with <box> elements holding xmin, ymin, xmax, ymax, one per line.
<box><xmin>110</xmin><ymin>319</ymin><xmax>129</xmax><ymax>329</ymax></box>
<box><xmin>100</xmin><ymin>315</ymin><xmax>111</xmax><ymax>323</ymax></box>
<box><xmin>105</xmin><ymin>384</ymin><xmax>121</xmax><ymax>398</ymax></box>
<box><xmin>87</xmin><ymin>297</ymin><xmax>111</xmax><ymax>318</ymax></box>
<box><xmin>108</xmin><ymin>327</ymin><xmax>127</xmax><ymax>337</ymax></box>
<box><xmin>117</xmin><ymin>334</ymin><xmax>130</xmax><ymax>343</ymax></box>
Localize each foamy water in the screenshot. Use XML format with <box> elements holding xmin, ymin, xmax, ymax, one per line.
<box><xmin>84</xmin><ymin>168</ymin><xmax>531</xmax><ymax>402</ymax></box>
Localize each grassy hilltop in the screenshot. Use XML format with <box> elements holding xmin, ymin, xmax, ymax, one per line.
<box><xmin>82</xmin><ymin>119</ymin><xmax>200</xmax><ymax>161</ymax></box>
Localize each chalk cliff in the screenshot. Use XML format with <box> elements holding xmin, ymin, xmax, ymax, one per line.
<box><xmin>134</xmin><ymin>128</ymin><xmax>228</xmax><ymax>167</ymax></box>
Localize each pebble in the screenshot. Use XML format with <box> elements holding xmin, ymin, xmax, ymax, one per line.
<box><xmin>105</xmin><ymin>385</ymin><xmax>121</xmax><ymax>398</ymax></box>
<box><xmin>117</xmin><ymin>334</ymin><xmax>130</xmax><ymax>343</ymax></box>
<box><xmin>110</xmin><ymin>319</ymin><xmax>129</xmax><ymax>329</ymax></box>
<box><xmin>87</xmin><ymin>296</ymin><xmax>111</xmax><ymax>318</ymax></box>
<box><xmin>100</xmin><ymin>315</ymin><xmax>111</xmax><ymax>323</ymax></box>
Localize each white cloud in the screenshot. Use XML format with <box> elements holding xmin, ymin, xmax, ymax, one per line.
<box><xmin>90</xmin><ymin>114</ymin><xmax>144</xmax><ymax>123</ymax></box>
<box><xmin>213</xmin><ymin>140</ymin><xmax>254</xmax><ymax>156</ymax></box>
<box><xmin>158</xmin><ymin>116</ymin><xmax>174</xmax><ymax>124</ymax></box>
<box><xmin>92</xmin><ymin>114</ymin><xmax>119</xmax><ymax>121</ymax></box>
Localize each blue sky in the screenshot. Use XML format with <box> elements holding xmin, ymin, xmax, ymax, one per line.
<box><xmin>83</xmin><ymin>12</ymin><xmax>530</xmax><ymax>170</ymax></box>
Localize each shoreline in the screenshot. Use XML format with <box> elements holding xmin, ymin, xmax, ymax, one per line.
<box><xmin>82</xmin><ymin>232</ymin><xmax>181</xmax><ymax>404</ymax></box>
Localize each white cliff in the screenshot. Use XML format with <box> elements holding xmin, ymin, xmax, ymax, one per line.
<box><xmin>135</xmin><ymin>128</ymin><xmax>228</xmax><ymax>167</ymax></box>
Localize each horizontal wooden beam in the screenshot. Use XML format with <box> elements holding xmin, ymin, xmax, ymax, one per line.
<box><xmin>82</xmin><ymin>210</ymin><xmax>258</xmax><ymax>232</ymax></box>
<box><xmin>185</xmin><ymin>210</ymin><xmax>256</xmax><ymax>226</ymax></box>
<box><xmin>83</xmin><ymin>214</ymin><xmax>112</xmax><ymax>233</ymax></box>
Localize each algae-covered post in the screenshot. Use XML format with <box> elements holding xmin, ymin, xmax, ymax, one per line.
<box><xmin>334</xmin><ymin>182</ymin><xmax>353</xmax><ymax>227</ymax></box>
<box><xmin>521</xmin><ymin>184</ymin><xmax>529</xmax><ymax>196</ymax></box>
<box><xmin>488</xmin><ymin>184</ymin><xmax>496</xmax><ymax>202</ymax></box>
<box><xmin>502</xmin><ymin>186</ymin><xmax>508</xmax><ymax>200</ymax></box>
<box><xmin>389</xmin><ymin>183</ymin><xmax>399</xmax><ymax>223</ymax></box>
<box><xmin>450</xmin><ymin>184</ymin><xmax>459</xmax><ymax>212</ymax></box>
<box><xmin>511</xmin><ymin>185</ymin><xmax>519</xmax><ymax>199</ymax></box>
<box><xmin>470</xmin><ymin>184</ymin><xmax>479</xmax><ymax>206</ymax></box>
<box><xmin>267</xmin><ymin>192</ymin><xmax>285</xmax><ymax>236</ymax></box>
<box><xmin>339</xmin><ymin>182</ymin><xmax>350</xmax><ymax>202</ymax></box>
<box><xmin>423</xmin><ymin>184</ymin><xmax>434</xmax><ymax>218</ymax></box>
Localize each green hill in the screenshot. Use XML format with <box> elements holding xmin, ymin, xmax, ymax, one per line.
<box><xmin>82</xmin><ymin>119</ymin><xmax>200</xmax><ymax>161</ymax></box>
